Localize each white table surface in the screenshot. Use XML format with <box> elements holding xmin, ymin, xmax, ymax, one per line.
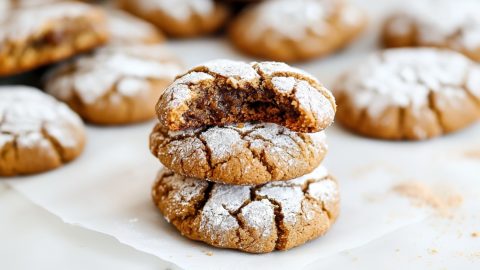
<box><xmin>1</xmin><ymin>0</ymin><xmax>479</xmax><ymax>269</ymax></box>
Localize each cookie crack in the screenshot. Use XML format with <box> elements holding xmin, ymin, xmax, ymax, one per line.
<box><xmin>303</xmin><ymin>176</ymin><xmax>336</xmax><ymax>220</ymax></box>
<box><xmin>40</xmin><ymin>124</ymin><xmax>67</xmax><ymax>163</ymax></box>
<box><xmin>427</xmin><ymin>91</ymin><xmax>446</xmax><ymax>135</ymax></box>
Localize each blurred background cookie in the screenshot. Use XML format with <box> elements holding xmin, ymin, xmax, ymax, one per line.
<box><xmin>382</xmin><ymin>0</ymin><xmax>480</xmax><ymax>61</ymax></box>
<box><xmin>106</xmin><ymin>9</ymin><xmax>165</xmax><ymax>45</ymax></box>
<box><xmin>44</xmin><ymin>44</ymin><xmax>183</xmax><ymax>125</ymax></box>
<box><xmin>0</xmin><ymin>2</ymin><xmax>109</xmax><ymax>77</ymax></box>
<box><xmin>0</xmin><ymin>86</ymin><xmax>85</xmax><ymax>176</ymax></box>
<box><xmin>334</xmin><ymin>48</ymin><xmax>480</xmax><ymax>140</ymax></box>
<box><xmin>116</xmin><ymin>0</ymin><xmax>230</xmax><ymax>38</ymax></box>
<box><xmin>229</xmin><ymin>0</ymin><xmax>367</xmax><ymax>62</ymax></box>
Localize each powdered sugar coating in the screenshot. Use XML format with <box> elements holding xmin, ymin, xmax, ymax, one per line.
<box><xmin>158</xmin><ymin>59</ymin><xmax>336</xmax><ymax>133</ymax></box>
<box><xmin>151</xmin><ymin>122</ymin><xmax>329</xmax><ymax>185</ymax></box>
<box><xmin>46</xmin><ymin>44</ymin><xmax>182</xmax><ymax>105</ymax></box>
<box><xmin>106</xmin><ymin>9</ymin><xmax>162</xmax><ymax>44</ymax></box>
<box><xmin>0</xmin><ymin>86</ymin><xmax>84</xmax><ymax>151</ymax></box>
<box><xmin>135</xmin><ymin>0</ymin><xmax>215</xmax><ymax>21</ymax></box>
<box><xmin>387</xmin><ymin>0</ymin><xmax>480</xmax><ymax>50</ymax></box>
<box><xmin>246</xmin><ymin>0</ymin><xmax>339</xmax><ymax>40</ymax></box>
<box><xmin>335</xmin><ymin>48</ymin><xmax>480</xmax><ymax>118</ymax></box>
<box><xmin>0</xmin><ymin>2</ymin><xmax>97</xmax><ymax>42</ymax></box>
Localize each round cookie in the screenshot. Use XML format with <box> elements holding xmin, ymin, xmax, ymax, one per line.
<box><xmin>45</xmin><ymin>44</ymin><xmax>183</xmax><ymax>125</ymax></box>
<box><xmin>150</xmin><ymin>122</ymin><xmax>328</xmax><ymax>185</ymax></box>
<box><xmin>152</xmin><ymin>165</ymin><xmax>339</xmax><ymax>253</ymax></box>
<box><xmin>106</xmin><ymin>9</ymin><xmax>164</xmax><ymax>45</ymax></box>
<box><xmin>228</xmin><ymin>0</ymin><xmax>367</xmax><ymax>62</ymax></box>
<box><xmin>334</xmin><ymin>48</ymin><xmax>480</xmax><ymax>140</ymax></box>
<box><xmin>156</xmin><ymin>59</ymin><xmax>336</xmax><ymax>133</ymax></box>
<box><xmin>0</xmin><ymin>86</ymin><xmax>86</xmax><ymax>176</ymax></box>
<box><xmin>0</xmin><ymin>2</ymin><xmax>109</xmax><ymax>76</ymax></box>
<box><xmin>116</xmin><ymin>0</ymin><xmax>230</xmax><ymax>38</ymax></box>
<box><xmin>382</xmin><ymin>0</ymin><xmax>480</xmax><ymax>61</ymax></box>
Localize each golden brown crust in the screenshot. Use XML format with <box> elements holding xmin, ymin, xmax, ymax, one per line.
<box><xmin>116</xmin><ymin>0</ymin><xmax>230</xmax><ymax>38</ymax></box>
<box><xmin>150</xmin><ymin>122</ymin><xmax>328</xmax><ymax>185</ymax></box>
<box><xmin>151</xmin><ymin>166</ymin><xmax>339</xmax><ymax>253</ymax></box>
<box><xmin>228</xmin><ymin>0</ymin><xmax>367</xmax><ymax>62</ymax></box>
<box><xmin>0</xmin><ymin>2</ymin><xmax>109</xmax><ymax>77</ymax></box>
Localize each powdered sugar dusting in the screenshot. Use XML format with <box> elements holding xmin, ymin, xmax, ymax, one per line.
<box><xmin>255</xmin><ymin>61</ymin><xmax>318</xmax><ymax>83</ymax></box>
<box><xmin>388</xmin><ymin>0</ymin><xmax>480</xmax><ymax>50</ymax></box>
<box><xmin>46</xmin><ymin>44</ymin><xmax>182</xmax><ymax>105</ymax></box>
<box><xmin>240</xmin><ymin>200</ymin><xmax>275</xmax><ymax>237</ymax></box>
<box><xmin>0</xmin><ymin>2</ymin><xmax>96</xmax><ymax>42</ymax></box>
<box><xmin>257</xmin><ymin>184</ymin><xmax>303</xmax><ymax>224</ymax></box>
<box><xmin>200</xmin><ymin>127</ymin><xmax>243</xmax><ymax>161</ymax></box>
<box><xmin>0</xmin><ymin>86</ymin><xmax>83</xmax><ymax>150</ymax></box>
<box><xmin>246</xmin><ymin>0</ymin><xmax>339</xmax><ymax>40</ymax></box>
<box><xmin>204</xmin><ymin>59</ymin><xmax>259</xmax><ymax>81</ymax></box>
<box><xmin>336</xmin><ymin>48</ymin><xmax>478</xmax><ymax>118</ymax></box>
<box><xmin>136</xmin><ymin>0</ymin><xmax>214</xmax><ymax>21</ymax></box>
<box><xmin>107</xmin><ymin>9</ymin><xmax>160</xmax><ymax>44</ymax></box>
<box><xmin>308</xmin><ymin>179</ymin><xmax>339</xmax><ymax>203</ymax></box>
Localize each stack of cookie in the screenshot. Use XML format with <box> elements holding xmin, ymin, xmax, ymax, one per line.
<box><xmin>149</xmin><ymin>59</ymin><xmax>340</xmax><ymax>253</ymax></box>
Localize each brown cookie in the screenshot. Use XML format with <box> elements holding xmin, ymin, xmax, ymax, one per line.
<box><xmin>152</xmin><ymin>165</ymin><xmax>339</xmax><ymax>253</ymax></box>
<box><xmin>116</xmin><ymin>0</ymin><xmax>230</xmax><ymax>38</ymax></box>
<box><xmin>156</xmin><ymin>59</ymin><xmax>336</xmax><ymax>133</ymax></box>
<box><xmin>150</xmin><ymin>122</ymin><xmax>328</xmax><ymax>185</ymax></box>
<box><xmin>382</xmin><ymin>0</ymin><xmax>480</xmax><ymax>61</ymax></box>
<box><xmin>334</xmin><ymin>48</ymin><xmax>480</xmax><ymax>140</ymax></box>
<box><xmin>45</xmin><ymin>44</ymin><xmax>183</xmax><ymax>125</ymax></box>
<box><xmin>228</xmin><ymin>0</ymin><xmax>367</xmax><ymax>62</ymax></box>
<box><xmin>106</xmin><ymin>9</ymin><xmax>165</xmax><ymax>45</ymax></box>
<box><xmin>0</xmin><ymin>86</ymin><xmax>86</xmax><ymax>176</ymax></box>
<box><xmin>0</xmin><ymin>2</ymin><xmax>109</xmax><ymax>77</ymax></box>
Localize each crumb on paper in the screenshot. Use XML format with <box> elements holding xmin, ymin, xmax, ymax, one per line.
<box><xmin>392</xmin><ymin>181</ymin><xmax>463</xmax><ymax>217</ymax></box>
<box><xmin>472</xmin><ymin>232</ymin><xmax>479</xmax><ymax>238</ymax></box>
<box><xmin>428</xmin><ymin>248</ymin><xmax>438</xmax><ymax>255</ymax></box>
<box><xmin>462</xmin><ymin>149</ymin><xmax>480</xmax><ymax>159</ymax></box>
<box><xmin>202</xmin><ymin>250</ymin><xmax>213</xmax><ymax>256</ymax></box>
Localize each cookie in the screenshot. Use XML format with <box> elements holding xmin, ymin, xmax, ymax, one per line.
<box><xmin>0</xmin><ymin>2</ymin><xmax>109</xmax><ymax>77</ymax></box>
<box><xmin>0</xmin><ymin>86</ymin><xmax>86</xmax><ymax>176</ymax></box>
<box><xmin>116</xmin><ymin>0</ymin><xmax>230</xmax><ymax>38</ymax></box>
<box><xmin>156</xmin><ymin>59</ymin><xmax>336</xmax><ymax>133</ymax></box>
<box><xmin>228</xmin><ymin>0</ymin><xmax>367</xmax><ymax>62</ymax></box>
<box><xmin>334</xmin><ymin>48</ymin><xmax>480</xmax><ymax>140</ymax></box>
<box><xmin>152</xmin><ymin>165</ymin><xmax>339</xmax><ymax>253</ymax></box>
<box><xmin>382</xmin><ymin>0</ymin><xmax>480</xmax><ymax>61</ymax></box>
<box><xmin>150</xmin><ymin>122</ymin><xmax>328</xmax><ymax>185</ymax></box>
<box><xmin>45</xmin><ymin>44</ymin><xmax>183</xmax><ymax>125</ymax></box>
<box><xmin>106</xmin><ymin>9</ymin><xmax>164</xmax><ymax>45</ymax></box>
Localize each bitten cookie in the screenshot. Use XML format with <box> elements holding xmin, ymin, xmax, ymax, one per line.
<box><xmin>150</xmin><ymin>122</ymin><xmax>328</xmax><ymax>185</ymax></box>
<box><xmin>228</xmin><ymin>0</ymin><xmax>367</xmax><ymax>62</ymax></box>
<box><xmin>156</xmin><ymin>59</ymin><xmax>336</xmax><ymax>133</ymax></box>
<box><xmin>152</xmin><ymin>165</ymin><xmax>339</xmax><ymax>253</ymax></box>
<box><xmin>45</xmin><ymin>44</ymin><xmax>183</xmax><ymax>125</ymax></box>
<box><xmin>106</xmin><ymin>9</ymin><xmax>164</xmax><ymax>45</ymax></box>
<box><xmin>382</xmin><ymin>0</ymin><xmax>480</xmax><ymax>61</ymax></box>
<box><xmin>334</xmin><ymin>48</ymin><xmax>480</xmax><ymax>140</ymax></box>
<box><xmin>0</xmin><ymin>86</ymin><xmax>86</xmax><ymax>176</ymax></box>
<box><xmin>116</xmin><ymin>0</ymin><xmax>229</xmax><ymax>38</ymax></box>
<box><xmin>0</xmin><ymin>2</ymin><xmax>109</xmax><ymax>76</ymax></box>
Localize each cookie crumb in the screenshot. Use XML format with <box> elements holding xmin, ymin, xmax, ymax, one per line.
<box><xmin>202</xmin><ymin>250</ymin><xmax>214</xmax><ymax>256</ymax></box>
<box><xmin>428</xmin><ymin>248</ymin><xmax>438</xmax><ymax>255</ymax></box>
<box><xmin>392</xmin><ymin>181</ymin><xmax>463</xmax><ymax>217</ymax></box>
<box><xmin>463</xmin><ymin>149</ymin><xmax>480</xmax><ymax>159</ymax></box>
<box><xmin>472</xmin><ymin>232</ymin><xmax>479</xmax><ymax>238</ymax></box>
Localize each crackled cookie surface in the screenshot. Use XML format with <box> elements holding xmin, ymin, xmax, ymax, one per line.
<box><xmin>156</xmin><ymin>59</ymin><xmax>336</xmax><ymax>133</ymax></box>
<box><xmin>106</xmin><ymin>9</ymin><xmax>164</xmax><ymax>45</ymax></box>
<box><xmin>152</xmin><ymin>165</ymin><xmax>339</xmax><ymax>253</ymax></box>
<box><xmin>229</xmin><ymin>0</ymin><xmax>366</xmax><ymax>62</ymax></box>
<box><xmin>45</xmin><ymin>44</ymin><xmax>183</xmax><ymax>125</ymax></box>
<box><xmin>150</xmin><ymin>122</ymin><xmax>328</xmax><ymax>185</ymax></box>
<box><xmin>116</xmin><ymin>0</ymin><xmax>229</xmax><ymax>38</ymax></box>
<box><xmin>383</xmin><ymin>0</ymin><xmax>480</xmax><ymax>61</ymax></box>
<box><xmin>334</xmin><ymin>48</ymin><xmax>480</xmax><ymax>140</ymax></box>
<box><xmin>0</xmin><ymin>86</ymin><xmax>85</xmax><ymax>176</ymax></box>
<box><xmin>0</xmin><ymin>2</ymin><xmax>108</xmax><ymax>76</ymax></box>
